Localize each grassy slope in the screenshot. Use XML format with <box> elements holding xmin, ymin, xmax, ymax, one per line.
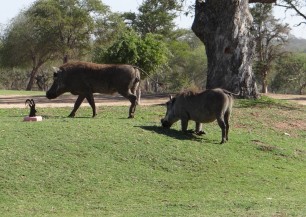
<box><xmin>0</xmin><ymin>97</ymin><xmax>305</xmax><ymax>216</ymax></box>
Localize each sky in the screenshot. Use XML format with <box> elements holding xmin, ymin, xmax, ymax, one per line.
<box><xmin>0</xmin><ymin>0</ymin><xmax>305</xmax><ymax>39</ymax></box>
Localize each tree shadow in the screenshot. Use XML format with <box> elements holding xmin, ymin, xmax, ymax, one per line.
<box><xmin>137</xmin><ymin>125</ymin><xmax>217</xmax><ymax>143</ymax></box>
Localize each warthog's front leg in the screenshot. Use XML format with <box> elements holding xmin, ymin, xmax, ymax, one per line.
<box><xmin>69</xmin><ymin>95</ymin><xmax>85</xmax><ymax>117</ymax></box>
<box><xmin>181</xmin><ymin>119</ymin><xmax>189</xmax><ymax>133</ymax></box>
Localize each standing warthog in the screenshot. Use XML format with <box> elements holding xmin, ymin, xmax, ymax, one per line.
<box><xmin>161</xmin><ymin>88</ymin><xmax>236</xmax><ymax>144</ymax></box>
<box><xmin>46</xmin><ymin>61</ymin><xmax>140</xmax><ymax>118</ymax></box>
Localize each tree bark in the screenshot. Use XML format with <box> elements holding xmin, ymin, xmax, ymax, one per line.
<box><xmin>26</xmin><ymin>59</ymin><xmax>44</xmax><ymax>90</ymax></box>
<box><xmin>262</xmin><ymin>73</ymin><xmax>268</xmax><ymax>93</ymax></box>
<box><xmin>26</xmin><ymin>67</ymin><xmax>39</xmax><ymax>91</ymax></box>
<box><xmin>192</xmin><ymin>0</ymin><xmax>261</xmax><ymax>98</ymax></box>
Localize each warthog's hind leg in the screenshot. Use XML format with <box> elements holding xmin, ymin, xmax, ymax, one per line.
<box><xmin>86</xmin><ymin>93</ymin><xmax>97</xmax><ymax>117</ymax></box>
<box><xmin>217</xmin><ymin>117</ymin><xmax>227</xmax><ymax>144</ymax></box>
<box><xmin>224</xmin><ymin>111</ymin><xmax>230</xmax><ymax>141</ymax></box>
<box><xmin>69</xmin><ymin>95</ymin><xmax>85</xmax><ymax>117</ymax></box>
<box><xmin>120</xmin><ymin>90</ymin><xmax>137</xmax><ymax>118</ymax></box>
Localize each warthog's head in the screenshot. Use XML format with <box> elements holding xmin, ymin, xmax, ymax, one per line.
<box><xmin>46</xmin><ymin>67</ymin><xmax>66</xmax><ymax>99</ymax></box>
<box><xmin>161</xmin><ymin>96</ymin><xmax>180</xmax><ymax>129</ymax></box>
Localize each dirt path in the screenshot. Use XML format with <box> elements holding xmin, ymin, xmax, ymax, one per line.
<box><xmin>0</xmin><ymin>93</ymin><xmax>305</xmax><ymax>108</ymax></box>
<box><xmin>263</xmin><ymin>93</ymin><xmax>306</xmax><ymax>106</ymax></box>
<box><xmin>0</xmin><ymin>93</ymin><xmax>170</xmax><ymax>108</ymax></box>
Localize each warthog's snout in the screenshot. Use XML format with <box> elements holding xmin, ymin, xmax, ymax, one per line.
<box><xmin>161</xmin><ymin>119</ymin><xmax>171</xmax><ymax>128</ymax></box>
<box><xmin>46</xmin><ymin>91</ymin><xmax>57</xmax><ymax>99</ymax></box>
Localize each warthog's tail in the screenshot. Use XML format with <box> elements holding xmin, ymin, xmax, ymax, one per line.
<box><xmin>222</xmin><ymin>89</ymin><xmax>240</xmax><ymax>97</ymax></box>
<box><xmin>132</xmin><ymin>67</ymin><xmax>141</xmax><ymax>104</ymax></box>
<box><xmin>133</xmin><ymin>66</ymin><xmax>164</xmax><ymax>87</ymax></box>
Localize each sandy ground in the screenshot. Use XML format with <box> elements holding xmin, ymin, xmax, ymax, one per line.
<box><xmin>262</xmin><ymin>93</ymin><xmax>306</xmax><ymax>106</ymax></box>
<box><xmin>0</xmin><ymin>93</ymin><xmax>305</xmax><ymax>109</ymax></box>
<box><xmin>0</xmin><ymin>93</ymin><xmax>169</xmax><ymax>108</ymax></box>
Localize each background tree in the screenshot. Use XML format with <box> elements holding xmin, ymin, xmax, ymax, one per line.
<box><xmin>93</xmin><ymin>30</ymin><xmax>169</xmax><ymax>92</ymax></box>
<box><xmin>122</xmin><ymin>0</ymin><xmax>183</xmax><ymax>37</ymax></box>
<box><xmin>27</xmin><ymin>0</ymin><xmax>108</xmax><ymax>63</ymax></box>
<box><xmin>251</xmin><ymin>3</ymin><xmax>290</xmax><ymax>93</ymax></box>
<box><xmin>277</xmin><ymin>0</ymin><xmax>306</xmax><ymax>26</ymax></box>
<box><xmin>192</xmin><ymin>0</ymin><xmax>277</xmax><ymax>98</ymax></box>
<box><xmin>94</xmin><ymin>12</ymin><xmax>128</xmax><ymax>48</ymax></box>
<box><xmin>271</xmin><ymin>54</ymin><xmax>306</xmax><ymax>94</ymax></box>
<box><xmin>0</xmin><ymin>13</ymin><xmax>57</xmax><ymax>90</ymax></box>
<box><xmin>0</xmin><ymin>0</ymin><xmax>108</xmax><ymax>90</ymax></box>
<box><xmin>0</xmin><ymin>68</ymin><xmax>28</xmax><ymax>90</ymax></box>
<box><xmin>166</xmin><ymin>30</ymin><xmax>207</xmax><ymax>91</ymax></box>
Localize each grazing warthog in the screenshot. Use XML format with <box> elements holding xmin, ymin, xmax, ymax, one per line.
<box><xmin>161</xmin><ymin>88</ymin><xmax>236</xmax><ymax>144</ymax></box>
<box><xmin>46</xmin><ymin>61</ymin><xmax>140</xmax><ymax>118</ymax></box>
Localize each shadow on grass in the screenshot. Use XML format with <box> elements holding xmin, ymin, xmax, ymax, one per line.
<box><xmin>138</xmin><ymin>125</ymin><xmax>218</xmax><ymax>143</ymax></box>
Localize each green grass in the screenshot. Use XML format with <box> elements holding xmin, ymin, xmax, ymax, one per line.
<box><xmin>0</xmin><ymin>97</ymin><xmax>305</xmax><ymax>216</ymax></box>
<box><xmin>0</xmin><ymin>90</ymin><xmax>45</xmax><ymax>96</ymax></box>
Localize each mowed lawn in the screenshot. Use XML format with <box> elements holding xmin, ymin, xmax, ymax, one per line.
<box><xmin>0</xmin><ymin>96</ymin><xmax>305</xmax><ymax>216</ymax></box>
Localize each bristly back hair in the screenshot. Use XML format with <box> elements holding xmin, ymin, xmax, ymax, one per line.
<box><xmin>179</xmin><ymin>85</ymin><xmax>203</xmax><ymax>97</ymax></box>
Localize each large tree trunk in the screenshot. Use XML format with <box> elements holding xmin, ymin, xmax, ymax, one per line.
<box><xmin>192</xmin><ymin>0</ymin><xmax>259</xmax><ymax>98</ymax></box>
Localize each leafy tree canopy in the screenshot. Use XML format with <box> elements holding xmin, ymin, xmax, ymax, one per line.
<box><xmin>122</xmin><ymin>0</ymin><xmax>183</xmax><ymax>37</ymax></box>
<box><xmin>0</xmin><ymin>0</ymin><xmax>109</xmax><ymax>90</ymax></box>
<box><xmin>272</xmin><ymin>53</ymin><xmax>306</xmax><ymax>94</ymax></box>
<box><xmin>26</xmin><ymin>0</ymin><xmax>109</xmax><ymax>61</ymax></box>
<box><xmin>94</xmin><ymin>30</ymin><xmax>169</xmax><ymax>77</ymax></box>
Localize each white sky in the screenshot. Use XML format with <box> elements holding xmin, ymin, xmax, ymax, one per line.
<box><xmin>0</xmin><ymin>0</ymin><xmax>305</xmax><ymax>39</ymax></box>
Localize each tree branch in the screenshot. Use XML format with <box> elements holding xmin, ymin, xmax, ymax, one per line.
<box><xmin>275</xmin><ymin>1</ymin><xmax>306</xmax><ymax>26</ymax></box>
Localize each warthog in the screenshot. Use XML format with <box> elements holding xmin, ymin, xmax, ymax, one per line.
<box><xmin>161</xmin><ymin>88</ymin><xmax>236</xmax><ymax>144</ymax></box>
<box><xmin>46</xmin><ymin>61</ymin><xmax>140</xmax><ymax>118</ymax></box>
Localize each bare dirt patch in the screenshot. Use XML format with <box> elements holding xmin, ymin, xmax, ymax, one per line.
<box><xmin>0</xmin><ymin>93</ymin><xmax>305</xmax><ymax>108</ymax></box>
<box><xmin>0</xmin><ymin>93</ymin><xmax>169</xmax><ymax>109</ymax></box>
<box><xmin>263</xmin><ymin>93</ymin><xmax>306</xmax><ymax>106</ymax></box>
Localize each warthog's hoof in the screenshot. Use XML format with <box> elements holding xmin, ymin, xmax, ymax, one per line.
<box><xmin>195</xmin><ymin>130</ymin><xmax>206</xmax><ymax>136</ymax></box>
<box><xmin>220</xmin><ymin>139</ymin><xmax>228</xmax><ymax>144</ymax></box>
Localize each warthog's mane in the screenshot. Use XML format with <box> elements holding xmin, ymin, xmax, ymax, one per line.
<box><xmin>178</xmin><ymin>88</ymin><xmax>203</xmax><ymax>98</ymax></box>
<box><xmin>60</xmin><ymin>61</ymin><xmax>128</xmax><ymax>71</ymax></box>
